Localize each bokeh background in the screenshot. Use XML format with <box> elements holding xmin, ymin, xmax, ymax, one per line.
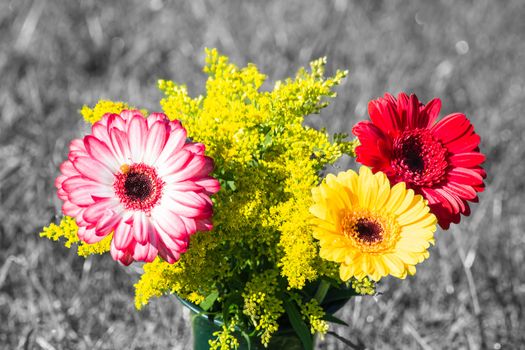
<box><xmin>1</xmin><ymin>0</ymin><xmax>524</xmax><ymax>349</ymax></box>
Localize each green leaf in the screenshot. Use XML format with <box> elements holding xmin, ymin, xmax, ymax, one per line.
<box><xmin>323</xmin><ymin>313</ymin><xmax>349</xmax><ymax>326</ymax></box>
<box><xmin>262</xmin><ymin>132</ymin><xmax>273</xmax><ymax>149</ymax></box>
<box><xmin>332</xmin><ymin>132</ymin><xmax>349</xmax><ymax>143</ymax></box>
<box><xmin>200</xmin><ymin>290</ymin><xmax>219</xmax><ymax>311</ymax></box>
<box><xmin>323</xmin><ymin>288</ymin><xmax>357</xmax><ymax>304</ymax></box>
<box><xmin>283</xmin><ymin>299</ymin><xmax>313</xmax><ymax>350</ymax></box>
<box><xmin>241</xmin><ymin>331</ymin><xmax>252</xmax><ymax>350</ymax></box>
<box><xmin>313</xmin><ymin>279</ymin><xmax>331</xmax><ymax>304</ymax></box>
<box><xmin>327</xmin><ymin>331</ymin><xmax>365</xmax><ymax>350</ymax></box>
<box><xmin>226</xmin><ymin>180</ymin><xmax>237</xmax><ymax>191</ymax></box>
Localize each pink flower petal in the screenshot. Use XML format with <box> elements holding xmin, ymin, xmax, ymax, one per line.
<box><xmin>105</xmin><ymin>113</ymin><xmax>127</xmax><ymax>132</ymax></box>
<box><xmin>110</xmin><ymin>239</ymin><xmax>135</xmax><ymax>265</ymax></box>
<box><xmin>62</xmin><ymin>201</ymin><xmax>82</xmax><ymax>217</ymax></box>
<box><xmin>84</xmin><ymin>135</ymin><xmax>120</xmax><ymax>172</ymax></box>
<box><xmin>183</xmin><ymin>142</ymin><xmax>205</xmax><ymax>155</ymax></box>
<box><xmin>95</xmin><ymin>210</ymin><xmax>122</xmax><ymax>237</ymax></box>
<box><xmin>157</xmin><ymin>242</ymin><xmax>180</xmax><ymax>263</ymax></box>
<box><xmin>179</xmin><ymin>216</ymin><xmax>197</xmax><ymax>234</ymax></box>
<box><xmin>91</xmin><ymin>123</ymin><xmax>111</xmax><ymax>146</ymax></box>
<box><xmin>132</xmin><ymin>212</ymin><xmax>149</xmax><ymax>244</ymax></box>
<box><xmin>167</xmin><ymin>190</ymin><xmax>208</xmax><ymax>210</ymax></box>
<box><xmin>78</xmin><ymin>226</ymin><xmax>106</xmax><ymax>244</ymax></box>
<box><xmin>57</xmin><ymin>187</ymin><xmax>68</xmax><ymax>201</ymax></box>
<box><xmin>193</xmin><ymin>177</ymin><xmax>221</xmax><ymax>194</ymax></box>
<box><xmin>133</xmin><ymin>242</ymin><xmax>157</xmax><ymax>262</ymax></box>
<box><xmin>154</xmin><ymin>127</ymin><xmax>187</xmax><ymax>167</ymax></box>
<box><xmin>69</xmin><ymin>139</ymin><xmax>87</xmax><ymax>153</ymax></box>
<box><xmin>61</xmin><ymin>175</ymin><xmax>96</xmax><ymax>192</ymax></box>
<box><xmin>73</xmin><ymin>156</ymin><xmax>115</xmax><ymax>184</ymax></box>
<box><xmin>68</xmin><ymin>139</ymin><xmax>88</xmax><ymax>161</ymax></box>
<box><xmin>55</xmin><ymin>174</ymin><xmax>68</xmax><ymax>192</ymax></box>
<box><xmin>59</xmin><ymin>160</ymin><xmax>78</xmax><ymax>177</ymax></box>
<box><xmin>196</xmin><ymin>218</ymin><xmax>213</xmax><ymax>232</ymax></box>
<box><xmin>82</xmin><ymin>198</ymin><xmax>121</xmax><ymax>224</ymax></box>
<box><xmin>152</xmin><ymin>220</ymin><xmax>188</xmax><ymax>255</ymax></box>
<box><xmin>163</xmin><ymin>156</ymin><xmax>213</xmax><ymax>183</ymax></box>
<box><xmin>152</xmin><ymin>207</ymin><xmax>188</xmax><ymax>239</ymax></box>
<box><xmin>143</xmin><ymin>120</ymin><xmax>168</xmax><ymax>164</ymax></box>
<box><xmin>165</xmin><ymin>181</ymin><xmax>206</xmax><ymax>192</ymax></box>
<box><xmin>157</xmin><ymin>149</ymin><xmax>192</xmax><ymax>177</ymax></box>
<box><xmin>127</xmin><ymin>115</ymin><xmax>147</xmax><ymax>163</ymax></box>
<box><xmin>162</xmin><ymin>195</ymin><xmax>210</xmax><ymax>218</ymax></box>
<box><xmin>120</xmin><ymin>110</ymin><xmax>144</xmax><ymax>120</ymax></box>
<box><xmin>109</xmin><ymin>128</ymin><xmax>131</xmax><ymax>164</ymax></box>
<box><xmin>63</xmin><ymin>178</ymin><xmax>113</xmax><ymax>206</ymax></box>
<box><xmin>68</xmin><ymin>185</ymin><xmax>100</xmax><ymax>206</ymax></box>
<box><xmin>146</xmin><ymin>112</ymin><xmax>168</xmax><ymax>127</ymax></box>
<box><xmin>168</xmin><ymin>119</ymin><xmax>183</xmax><ymax>132</ymax></box>
<box><xmin>113</xmin><ymin>221</ymin><xmax>134</xmax><ymax>250</ymax></box>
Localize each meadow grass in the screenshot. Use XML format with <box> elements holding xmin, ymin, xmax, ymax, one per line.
<box><xmin>1</xmin><ymin>0</ymin><xmax>524</xmax><ymax>349</ymax></box>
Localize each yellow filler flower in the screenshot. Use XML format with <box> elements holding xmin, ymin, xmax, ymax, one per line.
<box><xmin>310</xmin><ymin>166</ymin><xmax>437</xmax><ymax>282</ymax></box>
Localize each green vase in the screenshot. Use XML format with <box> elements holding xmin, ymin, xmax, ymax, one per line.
<box><xmin>191</xmin><ymin>312</ymin><xmax>303</xmax><ymax>350</ymax></box>
<box><xmin>177</xmin><ymin>282</ymin><xmax>352</xmax><ymax>350</ymax></box>
<box><xmin>178</xmin><ymin>296</ymin><xmax>304</xmax><ymax>350</ymax></box>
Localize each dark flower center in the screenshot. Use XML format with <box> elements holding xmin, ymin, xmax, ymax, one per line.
<box><xmin>341</xmin><ymin>210</ymin><xmax>400</xmax><ymax>253</ymax></box>
<box><xmin>114</xmin><ymin>163</ymin><xmax>164</xmax><ymax>211</ymax></box>
<box><xmin>355</xmin><ymin>218</ymin><xmax>383</xmax><ymax>243</ymax></box>
<box><xmin>124</xmin><ymin>172</ymin><xmax>153</xmax><ymax>201</ymax></box>
<box><xmin>392</xmin><ymin>129</ymin><xmax>448</xmax><ymax>187</ymax></box>
<box><xmin>399</xmin><ymin>137</ymin><xmax>425</xmax><ymax>172</ymax></box>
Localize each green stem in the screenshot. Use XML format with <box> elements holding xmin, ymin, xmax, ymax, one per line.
<box><xmin>314</xmin><ymin>279</ymin><xmax>330</xmax><ymax>304</ymax></box>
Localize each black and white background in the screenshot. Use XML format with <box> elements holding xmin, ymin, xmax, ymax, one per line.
<box><xmin>0</xmin><ymin>1</ymin><xmax>524</xmax><ymax>349</ymax></box>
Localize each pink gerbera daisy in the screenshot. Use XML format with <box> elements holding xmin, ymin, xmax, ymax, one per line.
<box><xmin>55</xmin><ymin>110</ymin><xmax>220</xmax><ymax>265</ymax></box>
<box><xmin>352</xmin><ymin>93</ymin><xmax>486</xmax><ymax>229</ymax></box>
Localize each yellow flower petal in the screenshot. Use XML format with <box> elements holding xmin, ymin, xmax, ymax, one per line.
<box><xmin>310</xmin><ymin>166</ymin><xmax>437</xmax><ymax>282</ymax></box>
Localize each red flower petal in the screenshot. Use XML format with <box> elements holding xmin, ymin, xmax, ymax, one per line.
<box><xmin>419</xmin><ymin>98</ymin><xmax>441</xmax><ymax>128</ymax></box>
<box><xmin>431</xmin><ymin>113</ymin><xmax>471</xmax><ymax>144</ymax></box>
<box><xmin>447</xmin><ymin>168</ymin><xmax>484</xmax><ymax>186</ymax></box>
<box><xmin>449</xmin><ymin>153</ymin><xmax>486</xmax><ymax>168</ymax></box>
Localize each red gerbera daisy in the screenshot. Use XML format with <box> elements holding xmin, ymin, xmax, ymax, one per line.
<box><xmin>352</xmin><ymin>93</ymin><xmax>486</xmax><ymax>229</ymax></box>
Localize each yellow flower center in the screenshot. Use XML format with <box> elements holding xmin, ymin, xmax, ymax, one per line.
<box><xmin>341</xmin><ymin>209</ymin><xmax>400</xmax><ymax>253</ymax></box>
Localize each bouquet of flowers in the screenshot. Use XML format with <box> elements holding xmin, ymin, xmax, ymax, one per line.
<box><xmin>41</xmin><ymin>49</ymin><xmax>485</xmax><ymax>349</ymax></box>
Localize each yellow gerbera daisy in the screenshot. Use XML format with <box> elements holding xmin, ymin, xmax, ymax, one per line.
<box><xmin>310</xmin><ymin>166</ymin><xmax>437</xmax><ymax>282</ymax></box>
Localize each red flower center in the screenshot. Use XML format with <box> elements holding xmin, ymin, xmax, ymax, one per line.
<box><xmin>391</xmin><ymin>129</ymin><xmax>448</xmax><ymax>187</ymax></box>
<box><xmin>114</xmin><ymin>163</ymin><xmax>164</xmax><ymax>211</ymax></box>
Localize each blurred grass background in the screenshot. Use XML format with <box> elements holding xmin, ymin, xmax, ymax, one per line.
<box><xmin>1</xmin><ymin>0</ymin><xmax>524</xmax><ymax>349</ymax></box>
